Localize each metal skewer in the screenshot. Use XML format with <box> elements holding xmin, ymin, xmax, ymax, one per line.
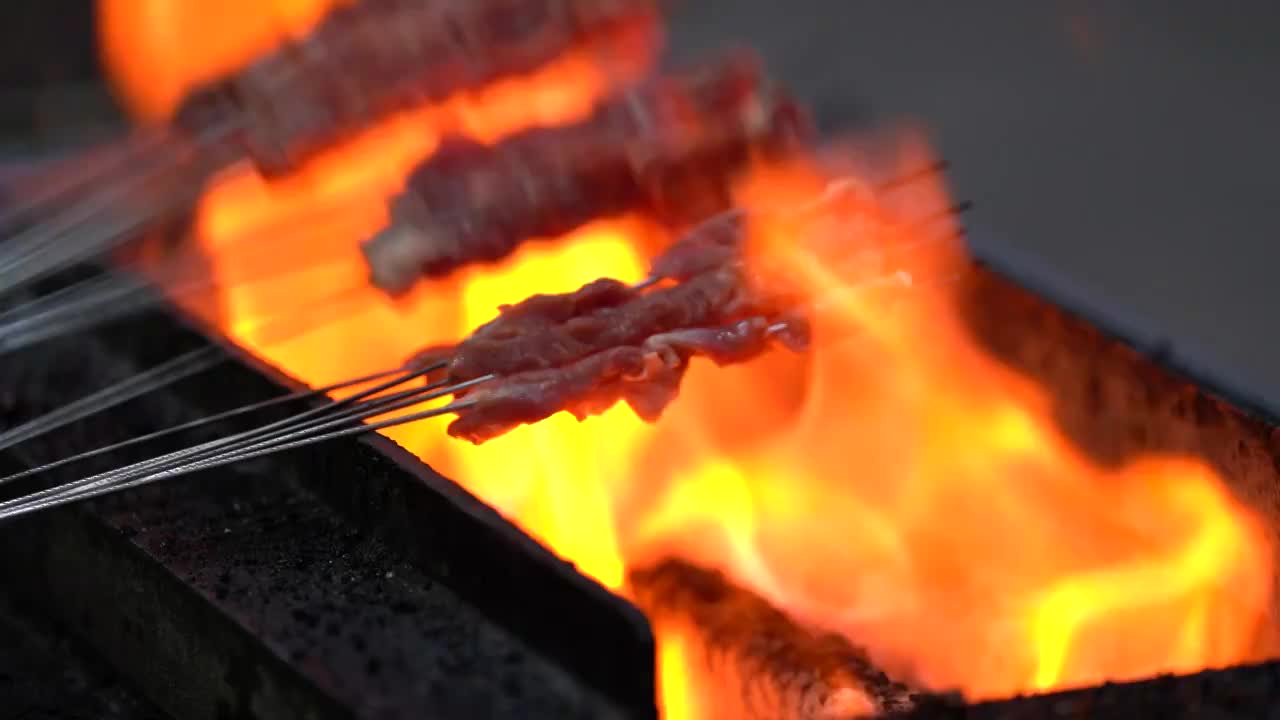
<box><xmin>0</xmin><ymin>245</ymin><xmax>363</xmax><ymax>356</ymax></box>
<box><xmin>0</xmin><ymin>394</ymin><xmax>480</xmax><ymax>524</ymax></box>
<box><xmin>0</xmin><ymin>364</ymin><xmax>410</xmax><ymax>487</ymax></box>
<box><xmin>0</xmin><ymin>347</ymin><xmax>225</xmax><ymax>454</ymax></box>
<box><xmin>0</xmin><ymin>129</ymin><xmax>173</xmax><ymax>234</ymax></box>
<box><xmin>3</xmin><ymin>358</ymin><xmax>445</xmax><ymax>504</ymax></box>
<box><xmin>0</xmin><ymin>124</ymin><xmax>237</xmax><ymax>298</ymax></box>
<box><xmin>160</xmin><ymin>375</ymin><xmax>491</xmax><ymax>475</ymax></box>
<box><xmin>0</xmin><ymin>275</ymin><xmax>382</xmax><ymax>478</ymax></box>
<box><xmin>0</xmin><ymin>372</ymin><xmax>487</xmax><ymax>523</ymax></box>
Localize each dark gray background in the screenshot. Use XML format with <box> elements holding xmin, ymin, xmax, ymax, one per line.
<box><xmin>1</xmin><ymin>1</ymin><xmax>1278</xmax><ymax>403</ymax></box>
<box><xmin>668</xmin><ymin>1</ymin><xmax>1280</xmax><ymax>405</ymax></box>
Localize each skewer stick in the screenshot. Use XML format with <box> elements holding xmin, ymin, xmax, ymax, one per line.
<box><xmin>167</xmin><ymin>375</ymin><xmax>491</xmax><ymax>473</ymax></box>
<box><xmin>152</xmin><ymin>376</ymin><xmax>464</xmax><ymax>478</ymax></box>
<box><xmin>0</xmin><ymin>177</ymin><xmax>203</xmax><ymax>298</ymax></box>
<box><xmin>0</xmin><ymin>396</ymin><xmax>479</xmax><ymax>524</ymax></box>
<box><xmin>0</xmin><ymin>361</ymin><xmax>450</xmax><ymax>509</ymax></box>
<box><xmin>0</xmin><ymin>279</ymin><xmax>378</xmax><ymax>471</ymax></box>
<box><xmin>0</xmin><ymin>374</ymin><xmax>487</xmax><ymax>522</ymax></box>
<box><xmin>0</xmin><ymin>364</ymin><xmax>409</xmax><ymax>487</ymax></box>
<box><xmin>0</xmin><ymin>130</ymin><xmax>172</xmax><ymax>234</ymax></box>
<box><xmin>0</xmin><ymin>347</ymin><xmax>224</xmax><ymax>454</ymax></box>
<box><xmin>0</xmin><ymin>246</ymin><xmax>362</xmax><ymax>356</ymax></box>
<box><xmin>0</xmin><ymin>142</ymin><xmax>175</xmax><ymax>266</ymax></box>
<box><xmin>0</xmin><ymin>124</ymin><xmax>236</xmax><ymax>297</ymax></box>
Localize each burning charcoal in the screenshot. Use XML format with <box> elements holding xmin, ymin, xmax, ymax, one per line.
<box><xmin>173</xmin><ymin>0</ymin><xmax>661</xmax><ymax>176</ymax></box>
<box><xmin>360</xmin><ymin>52</ymin><xmax>811</xmax><ymax>293</ymax></box>
<box><xmin>631</xmin><ymin>559</ymin><xmax>918</xmax><ymax>720</ymax></box>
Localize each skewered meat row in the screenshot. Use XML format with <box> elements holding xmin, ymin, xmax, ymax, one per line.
<box><xmin>447</xmin><ymin>314</ymin><xmax>809</xmax><ymax>443</ymax></box>
<box><xmin>431</xmin><ymin>175</ymin><xmax>948</xmax><ymax>444</ymax></box>
<box><xmin>361</xmin><ymin>52</ymin><xmax>810</xmax><ymax>293</ymax></box>
<box><xmin>447</xmin><ymin>264</ymin><xmax>797</xmax><ymax>383</ymax></box>
<box><xmin>174</xmin><ymin>0</ymin><xmax>660</xmax><ymax>177</ymax></box>
<box><xmin>417</xmin><ymin>207</ymin><xmax>812</xmax><ymax>443</ymax></box>
<box><xmin>412</xmin><ymin>204</ymin><xmax>767</xmax><ymax>382</ymax></box>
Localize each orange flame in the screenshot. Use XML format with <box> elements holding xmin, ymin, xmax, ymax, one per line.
<box><xmin>100</xmin><ymin>3</ymin><xmax>1275</xmax><ymax>716</ymax></box>
<box><xmin>628</xmin><ymin>144</ymin><xmax>1273</xmax><ymax>701</ymax></box>
<box><xmin>99</xmin><ymin>0</ymin><xmax>348</xmax><ymax>122</ymax></box>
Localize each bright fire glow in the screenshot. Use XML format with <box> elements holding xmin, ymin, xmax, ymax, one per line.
<box><xmin>99</xmin><ymin>0</ymin><xmax>349</xmax><ymax>122</ymax></box>
<box><xmin>101</xmin><ymin>3</ymin><xmax>1276</xmax><ymax>716</ymax></box>
<box><xmin>626</xmin><ymin>147</ymin><xmax>1274</xmax><ymax>701</ymax></box>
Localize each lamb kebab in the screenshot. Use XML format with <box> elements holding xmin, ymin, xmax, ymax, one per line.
<box><xmin>0</xmin><ymin>0</ymin><xmax>660</xmax><ymax>296</ymax></box>
<box><xmin>405</xmin><ymin>204</ymin><xmax>809</xmax><ymax>443</ymax></box>
<box><xmin>0</xmin><ymin>165</ymin><xmax>959</xmax><ymax>524</ymax></box>
<box><xmin>424</xmin><ymin>171</ymin><xmax>963</xmax><ymax>443</ymax></box>
<box><xmin>446</xmin><ymin>314</ymin><xmax>812</xmax><ymax>443</ymax></box>
<box><xmin>0</xmin><ymin>215</ymin><xmax>804</xmax><ymax>522</ymax></box>
<box><xmin>360</xmin><ymin>51</ymin><xmax>810</xmax><ymax>294</ymax></box>
<box><xmin>174</xmin><ymin>0</ymin><xmax>662</xmax><ymax>176</ymax></box>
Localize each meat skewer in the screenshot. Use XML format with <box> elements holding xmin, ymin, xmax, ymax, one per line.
<box><xmin>174</xmin><ymin>0</ymin><xmax>662</xmax><ymax>177</ymax></box>
<box><xmin>362</xmin><ymin>51</ymin><xmax>809</xmax><ymax>293</ymax></box>
<box><xmin>438</xmin><ymin>265</ymin><xmax>785</xmax><ymax>382</ymax></box>
<box><xmin>0</xmin><ymin>166</ymin><xmax>961</xmax><ymax>520</ymax></box>
<box><xmin>0</xmin><ymin>259</ymin><xmax>924</xmax><ymax>522</ymax></box>
<box><xmin>447</xmin><ymin>314</ymin><xmax>810</xmax><ymax>444</ymax></box>
<box><xmin>0</xmin><ymin>0</ymin><xmax>660</xmax><ymax>297</ymax></box>
<box><xmin>425</xmin><ymin>173</ymin><xmax>966</xmax><ymax>441</ymax></box>
<box><xmin>0</xmin><ymin>208</ymin><xmax>768</xmax><ymax>516</ymax></box>
<box><xmin>416</xmin><ymin>177</ymin><xmax>880</xmax><ymax>385</ymax></box>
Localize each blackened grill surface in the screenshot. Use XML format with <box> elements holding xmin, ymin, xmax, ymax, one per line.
<box><xmin>0</xmin><ymin>271</ymin><xmax>652</xmax><ymax>720</ymax></box>
<box><xmin>0</xmin><ymin>593</ymin><xmax>168</xmax><ymax>720</ymax></box>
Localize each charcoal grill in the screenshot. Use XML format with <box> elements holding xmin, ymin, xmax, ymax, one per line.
<box><xmin>4</xmin><ymin>242</ymin><xmax>1280</xmax><ymax>719</ymax></box>
<box><xmin>4</xmin><ymin>2</ymin><xmax>1280</xmax><ymax>719</ymax></box>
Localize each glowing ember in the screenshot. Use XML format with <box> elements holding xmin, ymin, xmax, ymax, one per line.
<box><xmin>99</xmin><ymin>3</ymin><xmax>1276</xmax><ymax>717</ymax></box>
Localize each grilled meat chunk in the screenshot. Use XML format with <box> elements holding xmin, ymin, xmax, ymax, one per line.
<box><xmin>448</xmin><ymin>315</ymin><xmax>804</xmax><ymax>443</ymax></box>
<box><xmin>646</xmin><ymin>208</ymin><xmax>747</xmax><ymax>282</ymax></box>
<box><xmin>174</xmin><ymin>0</ymin><xmax>660</xmax><ymax>176</ymax></box>
<box><xmin>361</xmin><ymin>52</ymin><xmax>810</xmax><ymax>292</ymax></box>
<box><xmin>446</xmin><ymin>266</ymin><xmax>772</xmax><ymax>381</ymax></box>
